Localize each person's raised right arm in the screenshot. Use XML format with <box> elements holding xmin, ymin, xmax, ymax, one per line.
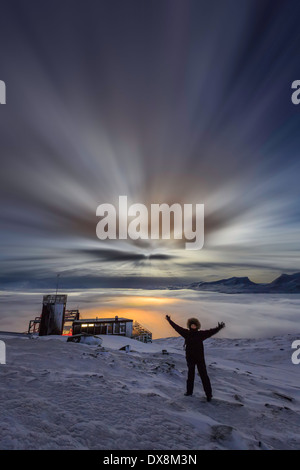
<box><xmin>165</xmin><ymin>315</ymin><xmax>188</xmax><ymax>338</ymax></box>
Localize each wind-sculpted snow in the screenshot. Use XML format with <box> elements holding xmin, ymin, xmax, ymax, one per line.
<box><xmin>0</xmin><ymin>334</ymin><xmax>299</xmax><ymax>450</ymax></box>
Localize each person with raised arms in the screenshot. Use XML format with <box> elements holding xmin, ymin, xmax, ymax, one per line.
<box><xmin>166</xmin><ymin>315</ymin><xmax>225</xmax><ymax>401</ymax></box>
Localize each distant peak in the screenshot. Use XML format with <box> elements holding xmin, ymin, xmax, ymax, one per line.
<box><xmin>222</xmin><ymin>276</ymin><xmax>256</xmax><ymax>285</ymax></box>
<box><xmin>196</xmin><ymin>276</ymin><xmax>256</xmax><ymax>287</ymax></box>
<box><xmin>271</xmin><ymin>272</ymin><xmax>300</xmax><ymax>285</ymax></box>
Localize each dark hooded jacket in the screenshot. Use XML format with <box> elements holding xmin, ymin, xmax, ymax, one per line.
<box><xmin>167</xmin><ymin>318</ymin><xmax>222</xmax><ymax>360</ymax></box>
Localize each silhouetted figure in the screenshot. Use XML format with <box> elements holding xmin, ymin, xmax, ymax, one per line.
<box><xmin>165</xmin><ymin>315</ymin><xmax>225</xmax><ymax>401</ymax></box>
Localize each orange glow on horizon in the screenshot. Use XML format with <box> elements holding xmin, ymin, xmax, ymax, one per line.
<box><xmin>67</xmin><ymin>293</ymin><xmax>186</xmax><ymax>339</ymax></box>
<box><xmin>111</xmin><ymin>295</ymin><xmax>180</xmax><ymax>307</ymax></box>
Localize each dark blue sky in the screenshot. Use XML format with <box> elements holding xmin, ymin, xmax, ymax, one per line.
<box><xmin>1</xmin><ymin>0</ymin><xmax>300</xmax><ymax>291</ymax></box>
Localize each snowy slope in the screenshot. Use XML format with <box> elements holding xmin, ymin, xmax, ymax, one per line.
<box><xmin>0</xmin><ymin>333</ymin><xmax>299</xmax><ymax>450</ymax></box>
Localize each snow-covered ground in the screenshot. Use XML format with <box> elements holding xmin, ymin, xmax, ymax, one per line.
<box><xmin>0</xmin><ymin>333</ymin><xmax>299</xmax><ymax>450</ymax></box>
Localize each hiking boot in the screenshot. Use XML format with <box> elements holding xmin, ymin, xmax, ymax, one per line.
<box><xmin>184</xmin><ymin>392</ymin><xmax>193</xmax><ymax>396</ymax></box>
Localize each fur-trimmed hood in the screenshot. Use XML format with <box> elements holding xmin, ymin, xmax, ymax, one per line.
<box><xmin>187</xmin><ymin>317</ymin><xmax>201</xmax><ymax>330</ymax></box>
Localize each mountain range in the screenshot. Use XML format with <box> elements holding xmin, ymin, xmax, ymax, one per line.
<box><xmin>186</xmin><ymin>272</ymin><xmax>300</xmax><ymax>293</ymax></box>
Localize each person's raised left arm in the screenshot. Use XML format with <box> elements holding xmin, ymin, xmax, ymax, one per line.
<box><xmin>201</xmin><ymin>322</ymin><xmax>225</xmax><ymax>340</ymax></box>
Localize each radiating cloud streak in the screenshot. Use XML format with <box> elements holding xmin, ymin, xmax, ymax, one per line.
<box><xmin>0</xmin><ymin>0</ymin><xmax>300</xmax><ymax>294</ymax></box>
